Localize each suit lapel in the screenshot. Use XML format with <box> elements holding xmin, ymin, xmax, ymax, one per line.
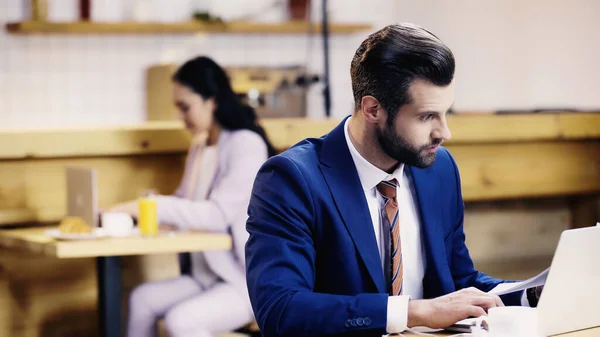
<box><xmin>409</xmin><ymin>165</ymin><xmax>452</xmax><ymax>298</ymax></box>
<box><xmin>319</xmin><ymin>117</ymin><xmax>386</xmax><ymax>293</ymax></box>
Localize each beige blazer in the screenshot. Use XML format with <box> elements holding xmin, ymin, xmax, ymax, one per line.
<box><xmin>154</xmin><ymin>129</ymin><xmax>268</xmax><ymax>304</ymax></box>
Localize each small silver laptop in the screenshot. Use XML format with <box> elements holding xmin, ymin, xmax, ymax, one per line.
<box><xmin>65</xmin><ymin>167</ymin><xmax>99</xmax><ymax>227</ymax></box>
<box><xmin>537</xmin><ymin>225</ymin><xmax>600</xmax><ymax>336</ymax></box>
<box><xmin>446</xmin><ymin>225</ymin><xmax>600</xmax><ymax>335</ymax></box>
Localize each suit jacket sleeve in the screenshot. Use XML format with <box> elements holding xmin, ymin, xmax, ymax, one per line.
<box><xmin>245</xmin><ymin>155</ymin><xmax>389</xmax><ymax>337</ymax></box>
<box><xmin>445</xmin><ymin>149</ymin><xmax>523</xmax><ymax>306</ymax></box>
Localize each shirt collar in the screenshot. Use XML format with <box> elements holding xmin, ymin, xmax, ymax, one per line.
<box><xmin>344</xmin><ymin>117</ymin><xmax>404</xmax><ymax>191</ymax></box>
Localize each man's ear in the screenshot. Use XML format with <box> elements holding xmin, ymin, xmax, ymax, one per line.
<box><xmin>207</xmin><ymin>97</ymin><xmax>217</xmax><ymax>111</ymax></box>
<box><xmin>360</xmin><ymin>96</ymin><xmax>384</xmax><ymax>124</ymax></box>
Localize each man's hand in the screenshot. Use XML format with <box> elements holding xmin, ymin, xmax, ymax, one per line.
<box><xmin>407</xmin><ymin>287</ymin><xmax>504</xmax><ymax>329</ymax></box>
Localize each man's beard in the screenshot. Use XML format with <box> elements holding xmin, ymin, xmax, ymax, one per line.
<box><xmin>376</xmin><ymin>124</ymin><xmax>441</xmax><ymax>168</ymax></box>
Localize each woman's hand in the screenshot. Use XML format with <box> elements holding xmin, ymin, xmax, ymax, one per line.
<box><xmin>107</xmin><ymin>201</ymin><xmax>138</xmax><ymax>218</ymax></box>
<box><xmin>159</xmin><ymin>224</ymin><xmax>179</xmax><ymax>232</ymax></box>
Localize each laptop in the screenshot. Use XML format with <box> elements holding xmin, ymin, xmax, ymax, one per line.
<box><xmin>65</xmin><ymin>167</ymin><xmax>99</xmax><ymax>227</ymax></box>
<box><xmin>446</xmin><ymin>225</ymin><xmax>600</xmax><ymax>335</ymax></box>
<box><xmin>537</xmin><ymin>225</ymin><xmax>600</xmax><ymax>336</ymax></box>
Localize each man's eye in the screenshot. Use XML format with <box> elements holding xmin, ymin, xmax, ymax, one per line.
<box><xmin>421</xmin><ymin>114</ymin><xmax>434</xmax><ymax>121</ymax></box>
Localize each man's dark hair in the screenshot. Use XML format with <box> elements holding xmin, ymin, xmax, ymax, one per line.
<box><xmin>350</xmin><ymin>23</ymin><xmax>455</xmax><ymax>122</ymax></box>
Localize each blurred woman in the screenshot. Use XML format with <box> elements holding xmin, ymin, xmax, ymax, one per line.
<box><xmin>111</xmin><ymin>56</ymin><xmax>276</xmax><ymax>337</ymax></box>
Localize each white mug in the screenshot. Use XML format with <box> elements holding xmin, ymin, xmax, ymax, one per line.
<box><xmin>101</xmin><ymin>212</ymin><xmax>134</xmax><ymax>237</ymax></box>
<box><xmin>475</xmin><ymin>307</ymin><xmax>542</xmax><ymax>337</ymax></box>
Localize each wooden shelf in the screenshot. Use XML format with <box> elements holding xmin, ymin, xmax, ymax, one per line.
<box><xmin>5</xmin><ymin>20</ymin><xmax>372</xmax><ymax>35</ymax></box>
<box><xmin>0</xmin><ymin>113</ymin><xmax>598</xmax><ymax>160</ymax></box>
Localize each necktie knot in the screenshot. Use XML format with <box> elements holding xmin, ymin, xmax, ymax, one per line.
<box><xmin>377</xmin><ymin>179</ymin><xmax>398</xmax><ymax>201</ymax></box>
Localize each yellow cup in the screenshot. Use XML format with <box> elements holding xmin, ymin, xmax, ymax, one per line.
<box><xmin>138</xmin><ymin>198</ymin><xmax>158</xmax><ymax>236</ymax></box>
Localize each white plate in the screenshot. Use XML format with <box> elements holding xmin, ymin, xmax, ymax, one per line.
<box><xmin>45</xmin><ymin>228</ymin><xmax>108</xmax><ymax>241</ymax></box>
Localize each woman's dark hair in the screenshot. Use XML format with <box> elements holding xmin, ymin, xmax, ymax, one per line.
<box><xmin>173</xmin><ymin>56</ymin><xmax>277</xmax><ymax>157</ymax></box>
<box><xmin>351</xmin><ymin>23</ymin><xmax>455</xmax><ymax>125</ymax></box>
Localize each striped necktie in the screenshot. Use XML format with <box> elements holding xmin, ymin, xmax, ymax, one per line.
<box><xmin>377</xmin><ymin>179</ymin><xmax>403</xmax><ymax>296</ymax></box>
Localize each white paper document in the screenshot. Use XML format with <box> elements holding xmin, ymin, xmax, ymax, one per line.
<box><xmin>488</xmin><ymin>267</ymin><xmax>550</xmax><ymax>296</ymax></box>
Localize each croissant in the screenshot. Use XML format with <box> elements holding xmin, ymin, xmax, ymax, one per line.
<box><xmin>59</xmin><ymin>216</ymin><xmax>93</xmax><ymax>234</ymax></box>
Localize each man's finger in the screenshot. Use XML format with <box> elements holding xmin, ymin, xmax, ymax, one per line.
<box><xmin>493</xmin><ymin>294</ymin><xmax>504</xmax><ymax>307</ymax></box>
<box><xmin>467</xmin><ymin>305</ymin><xmax>487</xmax><ymax>319</ymax></box>
<box><xmin>468</xmin><ymin>296</ymin><xmax>499</xmax><ymax>311</ymax></box>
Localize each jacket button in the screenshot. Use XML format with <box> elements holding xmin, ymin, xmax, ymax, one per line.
<box><xmin>357</xmin><ymin>317</ymin><xmax>364</xmax><ymax>326</ymax></box>
<box><xmin>351</xmin><ymin>318</ymin><xmax>358</xmax><ymax>327</ymax></box>
<box><xmin>345</xmin><ymin>319</ymin><xmax>352</xmax><ymax>328</ymax></box>
<box><xmin>364</xmin><ymin>317</ymin><xmax>372</xmax><ymax>326</ymax></box>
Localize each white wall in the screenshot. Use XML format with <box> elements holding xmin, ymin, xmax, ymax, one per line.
<box><xmin>0</xmin><ymin>0</ymin><xmax>393</xmax><ymax>129</ymax></box>
<box><xmin>394</xmin><ymin>0</ymin><xmax>600</xmax><ymax>111</ymax></box>
<box><xmin>0</xmin><ymin>0</ymin><xmax>598</xmax><ymax>129</ymax></box>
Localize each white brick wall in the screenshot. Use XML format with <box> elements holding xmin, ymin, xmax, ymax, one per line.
<box><xmin>0</xmin><ymin>0</ymin><xmax>390</xmax><ymax>128</ymax></box>
<box><xmin>0</xmin><ymin>0</ymin><xmax>598</xmax><ymax>129</ymax></box>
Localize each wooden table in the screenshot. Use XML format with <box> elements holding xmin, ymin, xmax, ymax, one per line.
<box><xmin>0</xmin><ymin>226</ymin><xmax>231</xmax><ymax>337</ymax></box>
<box><xmin>400</xmin><ymin>326</ymin><xmax>600</xmax><ymax>336</ymax></box>
<box><xmin>1</xmin><ymin>227</ymin><xmax>598</xmax><ymax>337</ymax></box>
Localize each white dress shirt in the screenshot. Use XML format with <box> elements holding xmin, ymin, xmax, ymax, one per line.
<box><xmin>343</xmin><ymin>118</ymin><xmax>426</xmax><ymax>333</ymax></box>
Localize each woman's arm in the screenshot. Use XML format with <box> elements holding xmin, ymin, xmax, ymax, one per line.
<box><xmin>154</xmin><ymin>131</ymin><xmax>268</xmax><ymax>232</ymax></box>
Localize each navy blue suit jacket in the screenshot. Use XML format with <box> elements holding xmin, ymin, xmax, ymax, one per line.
<box><xmin>245</xmin><ymin>117</ymin><xmax>521</xmax><ymax>337</ymax></box>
